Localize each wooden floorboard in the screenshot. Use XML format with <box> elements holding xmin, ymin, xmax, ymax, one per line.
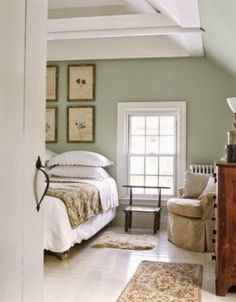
<box><xmin>44</xmin><ymin>225</ymin><xmax>236</xmax><ymax>302</ymax></box>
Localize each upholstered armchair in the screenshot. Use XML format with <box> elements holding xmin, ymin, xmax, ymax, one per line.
<box><xmin>167</xmin><ymin>170</ymin><xmax>216</xmax><ymax>252</ymax></box>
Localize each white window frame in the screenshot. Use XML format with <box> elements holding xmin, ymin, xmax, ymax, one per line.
<box><xmin>117</xmin><ymin>101</ymin><xmax>186</xmax><ymax>202</ymax></box>
<box><xmin>128</xmin><ymin>112</ymin><xmax>177</xmax><ymax>198</ymax></box>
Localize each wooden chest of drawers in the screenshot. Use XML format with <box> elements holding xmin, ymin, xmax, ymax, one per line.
<box><xmin>215</xmin><ymin>162</ymin><xmax>236</xmax><ymax>296</ymax></box>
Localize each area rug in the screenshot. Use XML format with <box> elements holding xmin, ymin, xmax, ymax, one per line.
<box><xmin>117</xmin><ymin>261</ymin><xmax>203</xmax><ymax>302</ymax></box>
<box><xmin>92</xmin><ymin>231</ymin><xmax>157</xmax><ymax>250</ymax></box>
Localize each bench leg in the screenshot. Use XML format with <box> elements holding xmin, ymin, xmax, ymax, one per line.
<box><xmin>154</xmin><ymin>212</ymin><xmax>160</xmax><ymax>234</ymax></box>
<box><xmin>124</xmin><ymin>211</ymin><xmax>129</xmax><ymax>232</ymax></box>
<box><xmin>128</xmin><ymin>211</ymin><xmax>132</xmax><ymax>229</ymax></box>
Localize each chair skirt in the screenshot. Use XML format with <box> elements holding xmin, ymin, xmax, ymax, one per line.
<box><xmin>167</xmin><ymin>212</ymin><xmax>214</xmax><ymax>252</ymax></box>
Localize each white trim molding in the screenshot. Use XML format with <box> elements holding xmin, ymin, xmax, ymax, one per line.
<box><xmin>117</xmin><ymin>101</ymin><xmax>186</xmax><ymax>199</ymax></box>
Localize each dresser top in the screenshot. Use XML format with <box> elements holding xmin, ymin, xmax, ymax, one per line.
<box><xmin>215</xmin><ymin>161</ymin><xmax>236</xmax><ymax>167</ymax></box>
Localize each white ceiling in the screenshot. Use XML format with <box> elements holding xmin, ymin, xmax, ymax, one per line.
<box><xmin>47</xmin><ymin>0</ymin><xmax>203</xmax><ymax>61</ymax></box>
<box><xmin>198</xmin><ymin>0</ymin><xmax>236</xmax><ymax>79</ymax></box>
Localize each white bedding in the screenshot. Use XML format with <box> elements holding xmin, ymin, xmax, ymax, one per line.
<box><xmin>43</xmin><ymin>177</ymin><xmax>118</xmax><ymax>253</ymax></box>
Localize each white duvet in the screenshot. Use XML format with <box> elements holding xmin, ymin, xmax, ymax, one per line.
<box><xmin>43</xmin><ymin>177</ymin><xmax>119</xmax><ymax>253</ymax></box>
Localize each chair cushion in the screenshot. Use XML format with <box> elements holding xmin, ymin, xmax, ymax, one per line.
<box><xmin>199</xmin><ymin>176</ymin><xmax>216</xmax><ymax>197</ymax></box>
<box><xmin>167</xmin><ymin>198</ymin><xmax>203</xmax><ymax>218</ymax></box>
<box><xmin>182</xmin><ymin>170</ymin><xmax>210</xmax><ymax>198</ymax></box>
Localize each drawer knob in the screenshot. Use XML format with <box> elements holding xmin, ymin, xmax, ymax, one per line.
<box><xmin>212</xmin><ymin>217</ymin><xmax>216</xmax><ymax>221</ymax></box>
<box><xmin>212</xmin><ymin>254</ymin><xmax>216</xmax><ymax>261</ymax></box>
<box><xmin>213</xmin><ymin>229</ymin><xmax>217</xmax><ymax>235</ymax></box>
<box><xmin>214</xmin><ymin>203</ymin><xmax>217</xmax><ymax>208</ymax></box>
<box><xmin>212</xmin><ymin>239</ymin><xmax>216</xmax><ymax>243</ymax></box>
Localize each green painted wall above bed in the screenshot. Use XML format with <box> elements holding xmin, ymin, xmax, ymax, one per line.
<box><xmin>46</xmin><ymin>57</ymin><xmax>236</xmax><ymax>178</ymax></box>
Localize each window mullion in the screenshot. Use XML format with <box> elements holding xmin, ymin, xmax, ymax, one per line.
<box><xmin>144</xmin><ymin>116</ymin><xmax>146</xmax><ymax>192</ymax></box>
<box><xmin>157</xmin><ymin>116</ymin><xmax>160</xmax><ymax>187</ymax></box>
<box><xmin>127</xmin><ymin>112</ymin><xmax>178</xmax><ymax>197</ymax></box>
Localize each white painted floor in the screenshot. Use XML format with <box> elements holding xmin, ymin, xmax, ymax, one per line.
<box><xmin>44</xmin><ymin>225</ymin><xmax>236</xmax><ymax>302</ymax></box>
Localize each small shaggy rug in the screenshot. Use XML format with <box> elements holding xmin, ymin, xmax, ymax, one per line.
<box><xmin>117</xmin><ymin>261</ymin><xmax>203</xmax><ymax>302</ymax></box>
<box><xmin>92</xmin><ymin>231</ymin><xmax>157</xmax><ymax>250</ymax></box>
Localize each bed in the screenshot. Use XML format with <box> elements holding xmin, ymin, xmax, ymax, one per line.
<box><xmin>43</xmin><ymin>150</ymin><xmax>119</xmax><ymax>259</ymax></box>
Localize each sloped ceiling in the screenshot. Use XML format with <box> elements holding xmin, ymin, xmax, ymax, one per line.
<box><xmin>47</xmin><ymin>0</ymin><xmax>236</xmax><ymax>78</ymax></box>
<box><xmin>47</xmin><ymin>0</ymin><xmax>203</xmax><ymax>60</ymax></box>
<box><xmin>198</xmin><ymin>0</ymin><xmax>236</xmax><ymax>78</ymax></box>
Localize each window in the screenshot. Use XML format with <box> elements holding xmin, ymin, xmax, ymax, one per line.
<box><xmin>117</xmin><ymin>102</ymin><xmax>186</xmax><ymax>202</ymax></box>
<box><xmin>128</xmin><ymin>114</ymin><xmax>176</xmax><ymax>196</ymax></box>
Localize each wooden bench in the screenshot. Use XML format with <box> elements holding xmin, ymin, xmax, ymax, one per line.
<box><xmin>123</xmin><ymin>185</ymin><xmax>169</xmax><ymax>234</ymax></box>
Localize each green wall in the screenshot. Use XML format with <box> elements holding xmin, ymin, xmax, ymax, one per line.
<box><xmin>46</xmin><ymin>57</ymin><xmax>236</xmax><ymax>178</ymax></box>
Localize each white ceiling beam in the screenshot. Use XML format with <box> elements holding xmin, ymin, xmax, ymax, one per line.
<box><xmin>175</xmin><ymin>0</ymin><xmax>200</xmax><ymax>27</ymax></box>
<box><xmin>48</xmin><ymin>14</ymin><xmax>177</xmax><ymax>33</ymax></box>
<box><xmin>124</xmin><ymin>0</ymin><xmax>158</xmax><ymax>14</ymax></box>
<box><xmin>47</xmin><ymin>0</ymin><xmax>204</xmax><ymax>59</ymax></box>
<box><xmin>47</xmin><ymin>35</ymin><xmax>190</xmax><ymax>61</ymax></box>
<box><xmin>48</xmin><ymin>26</ymin><xmax>202</xmax><ymax>40</ymax></box>
<box><xmin>183</xmin><ymin>32</ymin><xmax>204</xmax><ymax>56</ymax></box>
<box><xmin>48</xmin><ymin>0</ymin><xmax>159</xmax><ymax>19</ymax></box>
<box><xmin>48</xmin><ymin>0</ymin><xmax>123</xmax><ymax>10</ymax></box>
<box><xmin>147</xmin><ymin>0</ymin><xmax>201</xmax><ymax>27</ymax></box>
<box><xmin>146</xmin><ymin>0</ymin><xmax>180</xmax><ymax>24</ymax></box>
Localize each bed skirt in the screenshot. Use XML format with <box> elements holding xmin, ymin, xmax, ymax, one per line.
<box><xmin>43</xmin><ymin>195</ymin><xmax>116</xmax><ymax>253</ymax></box>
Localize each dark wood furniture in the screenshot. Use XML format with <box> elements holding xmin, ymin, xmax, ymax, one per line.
<box><xmin>214</xmin><ymin>162</ymin><xmax>236</xmax><ymax>296</ymax></box>
<box><xmin>123</xmin><ymin>185</ymin><xmax>169</xmax><ymax>234</ymax></box>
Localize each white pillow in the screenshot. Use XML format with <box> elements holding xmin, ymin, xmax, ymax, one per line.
<box><xmin>47</xmin><ymin>151</ymin><xmax>113</xmax><ymax>167</ymax></box>
<box><xmin>182</xmin><ymin>170</ymin><xmax>210</xmax><ymax>198</ymax></box>
<box><xmin>45</xmin><ymin>149</ymin><xmax>57</xmax><ymax>162</ymax></box>
<box><xmin>200</xmin><ymin>176</ymin><xmax>216</xmax><ymax>195</ymax></box>
<box><xmin>48</xmin><ymin>165</ymin><xmax>110</xmax><ymax>180</ymax></box>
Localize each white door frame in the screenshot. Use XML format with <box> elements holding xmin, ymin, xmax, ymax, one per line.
<box><xmin>0</xmin><ymin>1</ymin><xmax>47</xmax><ymax>301</ymax></box>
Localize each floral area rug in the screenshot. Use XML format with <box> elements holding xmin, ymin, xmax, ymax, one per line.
<box><xmin>117</xmin><ymin>261</ymin><xmax>203</xmax><ymax>302</ymax></box>
<box><xmin>91</xmin><ymin>231</ymin><xmax>157</xmax><ymax>250</ymax></box>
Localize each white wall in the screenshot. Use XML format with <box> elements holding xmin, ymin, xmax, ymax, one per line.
<box><xmin>0</xmin><ymin>1</ymin><xmax>47</xmax><ymax>301</ymax></box>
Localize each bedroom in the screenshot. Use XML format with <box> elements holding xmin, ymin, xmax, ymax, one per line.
<box><xmin>1</xmin><ymin>0</ymin><xmax>236</xmax><ymax>302</ymax></box>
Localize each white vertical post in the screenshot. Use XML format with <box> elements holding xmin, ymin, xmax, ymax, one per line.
<box><xmin>0</xmin><ymin>1</ymin><xmax>47</xmax><ymax>301</ymax></box>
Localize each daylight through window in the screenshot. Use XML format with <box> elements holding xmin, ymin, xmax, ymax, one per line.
<box><xmin>128</xmin><ymin>114</ymin><xmax>176</xmax><ymax>196</ymax></box>
<box><xmin>117</xmin><ymin>102</ymin><xmax>186</xmax><ymax>201</ymax></box>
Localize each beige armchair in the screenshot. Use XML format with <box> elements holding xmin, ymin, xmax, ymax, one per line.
<box><xmin>167</xmin><ymin>189</ymin><xmax>215</xmax><ymax>252</ymax></box>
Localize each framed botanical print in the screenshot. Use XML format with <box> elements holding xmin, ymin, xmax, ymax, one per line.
<box><xmin>68</xmin><ymin>64</ymin><xmax>95</xmax><ymax>101</ymax></box>
<box><xmin>45</xmin><ymin>107</ymin><xmax>57</xmax><ymax>143</ymax></box>
<box><xmin>67</xmin><ymin>106</ymin><xmax>95</xmax><ymax>143</ymax></box>
<box><xmin>46</xmin><ymin>65</ymin><xmax>58</xmax><ymax>101</ymax></box>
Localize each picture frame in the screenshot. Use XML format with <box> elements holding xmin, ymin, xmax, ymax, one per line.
<box><xmin>46</xmin><ymin>65</ymin><xmax>58</xmax><ymax>101</ymax></box>
<box><xmin>68</xmin><ymin>64</ymin><xmax>95</xmax><ymax>101</ymax></box>
<box><xmin>67</xmin><ymin>106</ymin><xmax>95</xmax><ymax>143</ymax></box>
<box><xmin>45</xmin><ymin>107</ymin><xmax>57</xmax><ymax>143</ymax></box>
